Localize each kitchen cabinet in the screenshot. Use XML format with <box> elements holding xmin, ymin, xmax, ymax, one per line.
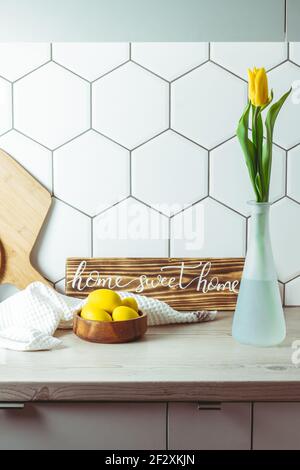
<box><xmin>0</xmin><ymin>402</ymin><xmax>166</xmax><ymax>450</ymax></box>
<box><xmin>168</xmin><ymin>402</ymin><xmax>251</xmax><ymax>450</ymax></box>
<box><xmin>253</xmin><ymin>403</ymin><xmax>300</xmax><ymax>450</ymax></box>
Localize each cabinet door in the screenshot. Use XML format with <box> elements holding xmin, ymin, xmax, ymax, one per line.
<box><xmin>168</xmin><ymin>402</ymin><xmax>251</xmax><ymax>450</ymax></box>
<box><xmin>253</xmin><ymin>403</ymin><xmax>300</xmax><ymax>450</ymax></box>
<box><xmin>0</xmin><ymin>402</ymin><xmax>166</xmax><ymax>450</ymax></box>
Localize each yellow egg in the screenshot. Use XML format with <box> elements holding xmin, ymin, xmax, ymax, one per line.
<box><xmin>81</xmin><ymin>304</ymin><xmax>112</xmax><ymax>322</ymax></box>
<box><xmin>87</xmin><ymin>289</ymin><xmax>122</xmax><ymax>313</ymax></box>
<box><xmin>112</xmin><ymin>306</ymin><xmax>139</xmax><ymax>322</ymax></box>
<box><xmin>122</xmin><ymin>297</ymin><xmax>138</xmax><ymax>312</ymax></box>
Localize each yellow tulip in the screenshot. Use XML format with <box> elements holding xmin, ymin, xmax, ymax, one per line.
<box><xmin>248</xmin><ymin>67</ymin><xmax>269</xmax><ymax>107</ymax></box>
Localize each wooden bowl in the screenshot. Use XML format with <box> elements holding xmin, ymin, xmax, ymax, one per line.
<box><xmin>73</xmin><ymin>310</ymin><xmax>147</xmax><ymax>344</ymax></box>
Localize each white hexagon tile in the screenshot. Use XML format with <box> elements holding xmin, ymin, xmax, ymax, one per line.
<box><xmin>93</xmin><ymin>198</ymin><xmax>169</xmax><ymax>257</ymax></box>
<box><xmin>92</xmin><ymin>61</ymin><xmax>169</xmax><ymax>149</ymax></box>
<box><xmin>0</xmin><ymin>77</ymin><xmax>12</xmax><ymax>135</ymax></box>
<box><xmin>268</xmin><ymin>62</ymin><xmax>300</xmax><ymax>149</ymax></box>
<box><xmin>131</xmin><ymin>43</ymin><xmax>208</xmax><ymax>80</ymax></box>
<box><xmin>210</xmin><ymin>42</ymin><xmax>287</xmax><ymax>79</ymax></box>
<box><xmin>287</xmin><ymin>144</ymin><xmax>300</xmax><ymax>201</ymax></box>
<box><xmin>132</xmin><ymin>130</ymin><xmax>208</xmax><ymax>216</ymax></box>
<box><xmin>270</xmin><ymin>198</ymin><xmax>300</xmax><ymax>283</ymax></box>
<box><xmin>52</xmin><ymin>43</ymin><xmax>129</xmax><ymax>81</ymax></box>
<box><xmin>289</xmin><ymin>43</ymin><xmax>300</xmax><ymax>65</ymax></box>
<box><xmin>210</xmin><ymin>138</ymin><xmax>286</xmax><ymax>215</ymax></box>
<box><xmin>0</xmin><ymin>43</ymin><xmax>50</xmax><ymax>81</ymax></box>
<box><xmin>14</xmin><ymin>62</ymin><xmax>90</xmax><ymax>149</ymax></box>
<box><xmin>171</xmin><ymin>62</ymin><xmax>247</xmax><ymax>148</ymax></box>
<box><xmin>54</xmin><ymin>130</ymin><xmax>129</xmax><ymax>216</ymax></box>
<box><xmin>31</xmin><ymin>198</ymin><xmax>91</xmax><ymax>283</ymax></box>
<box><xmin>285</xmin><ymin>277</ymin><xmax>300</xmax><ymax>306</ymax></box>
<box><xmin>0</xmin><ymin>130</ymin><xmax>52</xmax><ymax>191</ymax></box>
<box><xmin>170</xmin><ymin>198</ymin><xmax>246</xmax><ymax>257</ymax></box>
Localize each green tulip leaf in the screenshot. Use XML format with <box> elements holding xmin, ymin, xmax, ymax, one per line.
<box><xmin>262</xmin><ymin>87</ymin><xmax>292</xmax><ymax>198</ymax></box>
<box><xmin>236</xmin><ymin>101</ymin><xmax>259</xmax><ymax>200</ymax></box>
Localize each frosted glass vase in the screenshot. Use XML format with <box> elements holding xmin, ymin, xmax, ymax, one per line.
<box><xmin>232</xmin><ymin>201</ymin><xmax>286</xmax><ymax>347</ymax></box>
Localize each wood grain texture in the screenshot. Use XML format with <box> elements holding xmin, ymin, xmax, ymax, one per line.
<box><xmin>73</xmin><ymin>311</ymin><xmax>147</xmax><ymax>343</ymax></box>
<box><xmin>0</xmin><ymin>148</ymin><xmax>52</xmax><ymax>289</ymax></box>
<box><xmin>1</xmin><ymin>309</ymin><xmax>300</xmax><ymax>402</ymax></box>
<box><xmin>66</xmin><ymin>258</ymin><xmax>244</xmax><ymax>311</ymax></box>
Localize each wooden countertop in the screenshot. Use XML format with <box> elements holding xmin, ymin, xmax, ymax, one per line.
<box><xmin>1</xmin><ymin>309</ymin><xmax>300</xmax><ymax>403</ymax></box>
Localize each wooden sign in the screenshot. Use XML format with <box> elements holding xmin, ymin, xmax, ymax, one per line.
<box><xmin>66</xmin><ymin>258</ymin><xmax>244</xmax><ymax>311</ymax></box>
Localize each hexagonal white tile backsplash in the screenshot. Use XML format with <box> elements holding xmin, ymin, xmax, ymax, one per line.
<box><xmin>0</xmin><ymin>42</ymin><xmax>299</xmax><ymax>305</ymax></box>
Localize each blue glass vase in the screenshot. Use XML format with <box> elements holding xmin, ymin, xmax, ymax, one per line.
<box><xmin>232</xmin><ymin>201</ymin><xmax>286</xmax><ymax>347</ymax></box>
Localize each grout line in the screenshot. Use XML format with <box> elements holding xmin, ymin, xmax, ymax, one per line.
<box><xmin>131</xmin><ymin>195</ymin><xmax>170</xmax><ymax>218</ymax></box>
<box><xmin>209</xmin><ymin>134</ymin><xmax>236</xmax><ymax>152</ymax></box>
<box><xmin>209</xmin><ymin>60</ymin><xmax>248</xmax><ymax>84</ymax></box>
<box><xmin>92</xmin><ymin>195</ymin><xmax>130</xmax><ymax>219</ymax></box>
<box><xmin>131</xmin><ymin>128</ymin><xmax>169</xmax><ymax>152</ymax></box>
<box><xmin>52</xmin><ymin>129</ymin><xmax>90</xmax><ymax>152</ymax></box>
<box><xmin>245</xmin><ymin>217</ymin><xmax>249</xmax><ymax>254</ymax></box>
<box><xmin>169</xmin><ymin>83</ymin><xmax>171</xmax><ymax>128</ymax></box>
<box><xmin>53</xmin><ymin>195</ymin><xmax>92</xmax><ymax>218</ymax></box>
<box><xmin>51</xmin><ymin>60</ymin><xmax>90</xmax><ymax>83</ymax></box>
<box><xmin>286</xmin><ymin>195</ymin><xmax>300</xmax><ymax>207</ymax></box>
<box><xmin>91</xmin><ymin>60</ymin><xmax>130</xmax><ymax>84</ymax></box>
<box><xmin>284</xmin><ymin>0</ymin><xmax>287</xmax><ymax>40</ymax></box>
<box><xmin>285</xmin><ymin>150</ymin><xmax>288</xmax><ymax>196</ymax></box>
<box><xmin>170</xmin><ymin>128</ymin><xmax>208</xmax><ymax>152</ymax></box>
<box><xmin>208</xmin><ymin>42</ymin><xmax>211</xmax><ymax>60</ymax></box>
<box><xmin>11</xmin><ymin>82</ymin><xmax>14</xmax><ymax>128</ymax></box>
<box><xmin>284</xmin><ymin>272</ymin><xmax>300</xmax><ymax>284</ymax></box>
<box><xmin>13</xmin><ymin>129</ymin><xmax>52</xmax><ymax>151</ymax></box>
<box><xmin>209</xmin><ymin>196</ymin><xmax>248</xmax><ymax>219</ymax></box>
<box><xmin>129</xmin><ymin>151</ymin><xmax>132</xmax><ymax>196</ymax></box>
<box><xmin>167</xmin><ymin>219</ymin><xmax>171</xmax><ymax>258</ymax></box>
<box><xmin>51</xmin><ymin>151</ymin><xmax>54</xmax><ymax>196</ymax></box>
<box><xmin>131</xmin><ymin>59</ymin><xmax>170</xmax><ymax>83</ymax></box>
<box><xmin>170</xmin><ymin>59</ymin><xmax>210</xmax><ymax>84</ymax></box>
<box><xmin>267</xmin><ymin>59</ymin><xmax>288</xmax><ymax>74</ymax></box>
<box><xmin>50</xmin><ymin>43</ymin><xmax>53</xmax><ymax>60</ymax></box>
<box><xmin>13</xmin><ymin>60</ymin><xmax>52</xmax><ymax>84</ymax></box>
<box><xmin>129</xmin><ymin>42</ymin><xmax>132</xmax><ymax>60</ymax></box>
<box><xmin>91</xmin><ymin>218</ymin><xmax>94</xmax><ymax>257</ymax></box>
<box><xmin>207</xmin><ymin>151</ymin><xmax>211</xmax><ymax>195</ymax></box>
<box><xmin>283</xmin><ymin>282</ymin><xmax>286</xmax><ymax>307</ymax></box>
<box><xmin>90</xmin><ymin>83</ymin><xmax>93</xmax><ymax>129</ymax></box>
<box><xmin>92</xmin><ymin>128</ymin><xmax>131</xmax><ymax>151</ymax></box>
<box><xmin>287</xmin><ymin>41</ymin><xmax>290</xmax><ymax>60</ymax></box>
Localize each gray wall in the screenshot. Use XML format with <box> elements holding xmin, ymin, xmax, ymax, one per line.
<box><xmin>0</xmin><ymin>0</ymin><xmax>298</xmax><ymax>42</ymax></box>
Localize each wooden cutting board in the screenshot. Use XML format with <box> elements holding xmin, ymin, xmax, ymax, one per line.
<box><xmin>0</xmin><ymin>148</ymin><xmax>52</xmax><ymax>289</ymax></box>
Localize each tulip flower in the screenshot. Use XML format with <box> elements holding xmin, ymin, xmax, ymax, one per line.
<box><xmin>237</xmin><ymin>67</ymin><xmax>291</xmax><ymax>202</ymax></box>
<box><xmin>248</xmin><ymin>67</ymin><xmax>269</xmax><ymax>107</ymax></box>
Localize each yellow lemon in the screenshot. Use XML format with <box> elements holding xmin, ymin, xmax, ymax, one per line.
<box><xmin>81</xmin><ymin>304</ymin><xmax>112</xmax><ymax>322</ymax></box>
<box><xmin>87</xmin><ymin>289</ymin><xmax>122</xmax><ymax>313</ymax></box>
<box><xmin>122</xmin><ymin>297</ymin><xmax>138</xmax><ymax>312</ymax></box>
<box><xmin>112</xmin><ymin>306</ymin><xmax>139</xmax><ymax>321</ymax></box>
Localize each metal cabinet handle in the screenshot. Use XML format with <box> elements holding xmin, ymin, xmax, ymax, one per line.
<box><xmin>0</xmin><ymin>403</ymin><xmax>24</xmax><ymax>409</ymax></box>
<box><xmin>197</xmin><ymin>402</ymin><xmax>222</xmax><ymax>410</ymax></box>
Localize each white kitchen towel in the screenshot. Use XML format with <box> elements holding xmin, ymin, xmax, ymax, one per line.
<box><xmin>0</xmin><ymin>282</ymin><xmax>217</xmax><ymax>351</ymax></box>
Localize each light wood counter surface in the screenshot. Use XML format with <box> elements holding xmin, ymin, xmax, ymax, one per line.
<box><xmin>1</xmin><ymin>309</ymin><xmax>300</xmax><ymax>402</ymax></box>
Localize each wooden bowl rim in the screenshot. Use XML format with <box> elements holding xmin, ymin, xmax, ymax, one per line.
<box><xmin>75</xmin><ymin>310</ymin><xmax>147</xmax><ymax>325</ymax></box>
